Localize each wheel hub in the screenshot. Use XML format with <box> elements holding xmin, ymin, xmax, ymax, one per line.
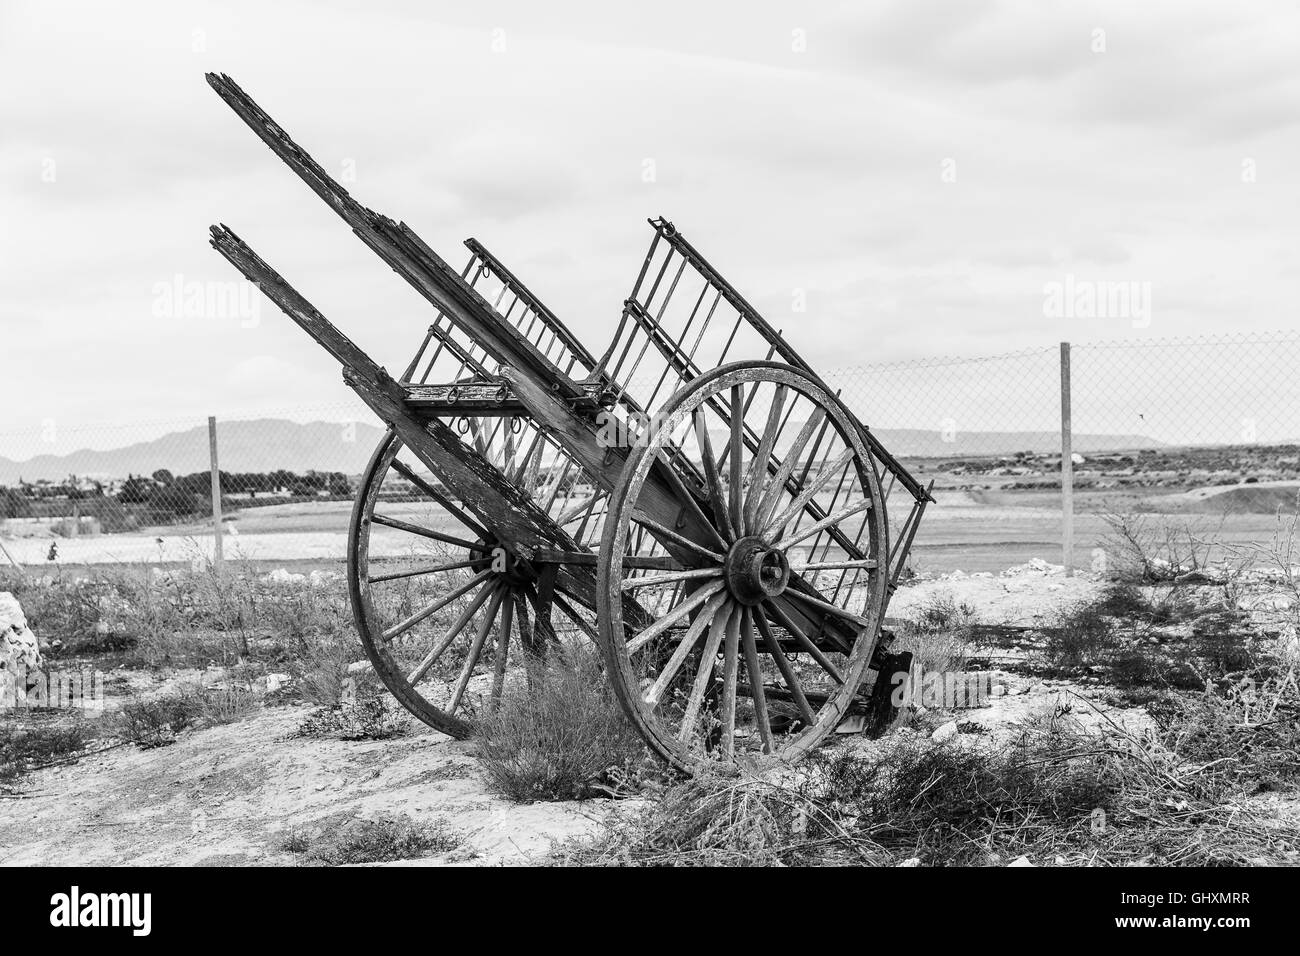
<box><xmin>723</xmin><ymin>535</ymin><xmax>790</xmax><ymax>605</ymax></box>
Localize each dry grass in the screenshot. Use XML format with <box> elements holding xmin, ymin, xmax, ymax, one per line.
<box><xmin>474</xmin><ymin>645</ymin><xmax>653</xmax><ymax>803</ymax></box>
<box><xmin>0</xmin><ymin>716</ymin><xmax>101</xmax><ymax>790</ymax></box>
<box><xmin>280</xmin><ymin>813</ymin><xmax>461</xmax><ymax>865</ymax></box>
<box><xmin>117</xmin><ymin>681</ymin><xmax>260</xmax><ymax>748</ymax></box>
<box><xmin>894</xmin><ymin>591</ymin><xmax>977</xmax><ymax>674</ymax></box>
<box><xmin>550</xmin><ymin>690</ymin><xmax>1300</xmax><ymax>867</ymax></box>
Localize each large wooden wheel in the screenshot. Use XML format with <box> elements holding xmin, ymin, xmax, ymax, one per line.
<box><xmin>598</xmin><ymin>362</ymin><xmax>889</xmax><ymax>770</ymax></box>
<box><xmin>348</xmin><ymin>431</ymin><xmax>560</xmax><ymax>738</ymax></box>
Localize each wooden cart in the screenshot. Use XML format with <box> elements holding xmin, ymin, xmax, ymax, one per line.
<box><xmin>206</xmin><ymin>74</ymin><xmax>932</xmax><ymax>770</ymax></box>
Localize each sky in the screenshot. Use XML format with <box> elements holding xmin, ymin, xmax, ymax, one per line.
<box><xmin>1</xmin><ymin>0</ymin><xmax>1298</xmax><ymax>446</ymax></box>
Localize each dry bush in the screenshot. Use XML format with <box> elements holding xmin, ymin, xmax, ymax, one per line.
<box><xmin>294</xmin><ymin>677</ymin><xmax>410</xmax><ymax>741</ymax></box>
<box><xmin>1099</xmin><ymin>512</ymin><xmax>1234</xmax><ymax>583</ymax></box>
<box><xmin>551</xmin><ymin>696</ymin><xmax>1300</xmax><ymax>867</ymax></box>
<box><xmin>281</xmin><ymin>814</ymin><xmax>461</xmax><ymax>865</ymax></box>
<box><xmin>118</xmin><ymin>681</ymin><xmax>259</xmax><ymax>748</ymax></box>
<box><xmin>0</xmin><ymin>718</ymin><xmax>97</xmax><ymax>790</ymax></box>
<box><xmin>895</xmin><ymin>591</ymin><xmax>977</xmax><ymax>674</ymax></box>
<box><xmin>474</xmin><ymin>645</ymin><xmax>651</xmax><ymax>803</ymax></box>
<box><xmin>1043</xmin><ymin>601</ymin><xmax>1118</xmax><ymax>669</ymax></box>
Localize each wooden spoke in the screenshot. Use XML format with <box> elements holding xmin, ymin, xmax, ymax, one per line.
<box><xmin>763</xmin><ymin>445</ymin><xmax>856</xmax><ymax>538</ymax></box>
<box><xmin>693</xmin><ymin>406</ymin><xmax>736</xmax><ymax>542</ymax></box>
<box><xmin>489</xmin><ymin>588</ymin><xmax>515</xmax><ymax>709</ymax></box>
<box><xmin>631</xmin><ymin>513</ymin><xmax>724</xmax><ymax>563</ymax></box>
<box><xmin>678</xmin><ymin>602</ymin><xmax>732</xmax><ymax>743</ymax></box>
<box><xmin>762</xmin><ymin>598</ymin><xmax>845</xmax><ymax>685</ymax></box>
<box><xmin>787</xmin><ymin>558</ymin><xmax>879</xmax><ymax>573</ymax></box>
<box><xmin>643</xmin><ymin>590</ymin><xmax>729</xmax><ymax>706</ymax></box>
<box><xmin>727</xmin><ymin>384</ymin><xmax>744</xmax><ymax>530</ymax></box>
<box><xmin>368</xmin><ymin>557</ymin><xmax>489</xmax><ymax>584</ymax></box>
<box><xmin>371</xmin><ymin>513</ymin><xmax>482</xmax><ymax>552</ymax></box>
<box><xmin>720</xmin><ymin>602</ymin><xmax>742</xmax><ymax>758</ymax></box>
<box><xmin>389</xmin><ymin>459</ymin><xmax>489</xmax><ymax>540</ymax></box>
<box><xmin>753</xmin><ymin>406</ymin><xmax>825</xmax><ymax>532</ymax></box>
<box><xmin>556</xmin><ymin>491</ymin><xmax>607</xmax><ymax>526</ymax></box>
<box><xmin>754</xmin><ymin>608</ymin><xmax>816</xmax><ymax>726</ymax></box>
<box><xmin>772</xmin><ymin>496</ymin><xmax>873</xmax><ymax>552</ymax></box>
<box><xmin>652</xmin><ymin>447</ymin><xmax>730</xmax><ymax>553</ymax></box>
<box><xmin>743</xmin><ymin>384</ymin><xmax>786</xmax><ymax>535</ymax></box>
<box><xmin>740</xmin><ymin>606</ymin><xmax>773</xmax><ymax>753</ymax></box>
<box><xmin>782</xmin><ymin>587</ymin><xmax>871</xmax><ymax>629</ymax></box>
<box><xmin>620</xmin><ymin>567</ymin><xmax>723</xmax><ymax>591</ymax></box>
<box><xmin>626</xmin><ymin>580</ymin><xmax>727</xmax><ymax>654</ymax></box>
<box><xmin>383</xmin><ymin>569</ymin><xmax>493</xmax><ymax>643</ymax></box>
<box><xmin>405</xmin><ymin>578</ymin><xmax>496</xmax><ymax>684</ymax></box>
<box><xmin>552</xmin><ymin>592</ymin><xmax>599</xmax><ymax>641</ymax></box>
<box><xmin>513</xmin><ymin>588</ymin><xmax>539</xmax><ymax>659</ymax></box>
<box><xmin>449</xmin><ymin>583</ymin><xmax>508</xmax><ymax>712</ymax></box>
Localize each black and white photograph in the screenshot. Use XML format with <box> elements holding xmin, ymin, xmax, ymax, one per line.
<box><xmin>0</xmin><ymin>0</ymin><xmax>1294</xmax><ymax>924</ymax></box>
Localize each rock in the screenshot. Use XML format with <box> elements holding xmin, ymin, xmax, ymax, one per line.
<box><xmin>0</xmin><ymin>592</ymin><xmax>42</xmax><ymax>702</ymax></box>
<box><xmin>1008</xmin><ymin>855</ymin><xmax>1035</xmax><ymax>867</ymax></box>
<box><xmin>266</xmin><ymin>673</ymin><xmax>291</xmax><ymax>692</ymax></box>
<box><xmin>263</xmin><ymin>568</ymin><xmax>306</xmax><ymax>585</ymax></box>
<box><xmin>931</xmin><ymin>721</ymin><xmax>959</xmax><ymax>743</ymax></box>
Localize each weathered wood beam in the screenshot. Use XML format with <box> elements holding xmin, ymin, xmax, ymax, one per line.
<box><xmin>207</xmin><ymin>225</ymin><xmax>597</xmax><ymax>604</ymax></box>
<box><xmin>205</xmin><ymin>72</ymin><xmax>581</xmax><ymax>401</ymax></box>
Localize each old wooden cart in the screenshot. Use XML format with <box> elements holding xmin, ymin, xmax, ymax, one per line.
<box><xmin>206</xmin><ymin>74</ymin><xmax>932</xmax><ymax>770</ymax></box>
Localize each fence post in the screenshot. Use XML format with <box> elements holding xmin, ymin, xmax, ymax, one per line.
<box><xmin>208</xmin><ymin>416</ymin><xmax>224</xmax><ymax>572</ymax></box>
<box><xmin>1059</xmin><ymin>342</ymin><xmax>1073</xmax><ymax>576</ymax></box>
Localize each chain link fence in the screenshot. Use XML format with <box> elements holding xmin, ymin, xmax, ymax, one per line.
<box><xmin>3</xmin><ymin>332</ymin><xmax>1299</xmax><ymax>573</ymax></box>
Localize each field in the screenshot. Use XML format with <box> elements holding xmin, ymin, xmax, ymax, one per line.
<box><xmin>4</xmin><ymin>442</ymin><xmax>1299</xmax><ymax>867</ymax></box>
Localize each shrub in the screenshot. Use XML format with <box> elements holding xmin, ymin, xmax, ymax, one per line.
<box><xmin>474</xmin><ymin>646</ymin><xmax>650</xmax><ymax>802</ymax></box>
<box><xmin>896</xmin><ymin>591</ymin><xmax>977</xmax><ymax>674</ymax></box>
<box><xmin>118</xmin><ymin>682</ymin><xmax>259</xmax><ymax>748</ymax></box>
<box><xmin>1043</xmin><ymin>602</ymin><xmax>1117</xmax><ymax>669</ymax></box>
<box><xmin>294</xmin><ymin>689</ymin><xmax>410</xmax><ymax>741</ymax></box>
<box><xmin>282</xmin><ymin>814</ymin><xmax>460</xmax><ymax>865</ymax></box>
<box><xmin>0</xmin><ymin>720</ymin><xmax>95</xmax><ymax>789</ymax></box>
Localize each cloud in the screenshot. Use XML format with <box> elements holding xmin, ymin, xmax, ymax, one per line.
<box><xmin>0</xmin><ymin>0</ymin><xmax>1297</xmax><ymax>437</ymax></box>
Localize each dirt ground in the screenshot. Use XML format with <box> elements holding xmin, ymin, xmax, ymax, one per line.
<box><xmin>0</xmin><ymin>567</ymin><xmax>1114</xmax><ymax>867</ymax></box>
<box><xmin>0</xmin><ymin>705</ymin><xmax>618</xmax><ymax>866</ymax></box>
<box><xmin>3</xmin><ymin>562</ymin><xmax>1295</xmax><ymax>866</ymax></box>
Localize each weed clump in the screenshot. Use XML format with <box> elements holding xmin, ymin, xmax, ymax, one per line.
<box><xmin>474</xmin><ymin>646</ymin><xmax>650</xmax><ymax>802</ymax></box>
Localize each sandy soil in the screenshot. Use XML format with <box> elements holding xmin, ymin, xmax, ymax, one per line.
<box><xmin>0</xmin><ymin>706</ymin><xmax>616</xmax><ymax>867</ymax></box>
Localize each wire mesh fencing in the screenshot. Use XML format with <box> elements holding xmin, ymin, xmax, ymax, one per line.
<box><xmin>3</xmin><ymin>331</ymin><xmax>1299</xmax><ymax>576</ymax></box>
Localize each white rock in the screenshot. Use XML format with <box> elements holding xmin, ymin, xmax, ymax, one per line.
<box><xmin>931</xmin><ymin>720</ymin><xmax>959</xmax><ymax>743</ymax></box>
<box><xmin>1008</xmin><ymin>855</ymin><xmax>1035</xmax><ymax>867</ymax></box>
<box><xmin>0</xmin><ymin>592</ymin><xmax>42</xmax><ymax>701</ymax></box>
<box><xmin>263</xmin><ymin>568</ymin><xmax>306</xmax><ymax>585</ymax></box>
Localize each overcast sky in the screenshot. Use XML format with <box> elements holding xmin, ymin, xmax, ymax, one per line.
<box><xmin>2</xmin><ymin>0</ymin><xmax>1297</xmax><ymax>441</ymax></box>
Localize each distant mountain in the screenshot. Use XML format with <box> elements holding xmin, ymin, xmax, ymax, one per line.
<box><xmin>0</xmin><ymin>418</ymin><xmax>1162</xmax><ymax>486</ymax></box>
<box><xmin>0</xmin><ymin>419</ymin><xmax>389</xmax><ymax>484</ymax></box>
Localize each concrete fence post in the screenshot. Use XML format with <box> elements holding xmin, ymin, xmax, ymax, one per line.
<box><xmin>208</xmin><ymin>416</ymin><xmax>224</xmax><ymax>572</ymax></box>
<box><xmin>1060</xmin><ymin>342</ymin><xmax>1073</xmax><ymax>576</ymax></box>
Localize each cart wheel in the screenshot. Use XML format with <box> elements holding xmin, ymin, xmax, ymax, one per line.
<box><xmin>598</xmin><ymin>362</ymin><xmax>889</xmax><ymax>770</ymax></box>
<box><xmin>348</xmin><ymin>430</ymin><xmax>543</xmax><ymax>738</ymax></box>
